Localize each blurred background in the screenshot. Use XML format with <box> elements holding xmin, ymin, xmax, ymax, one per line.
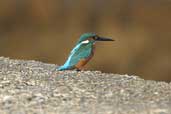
<box><xmin>0</xmin><ymin>0</ymin><xmax>170</xmax><ymax>81</ymax></box>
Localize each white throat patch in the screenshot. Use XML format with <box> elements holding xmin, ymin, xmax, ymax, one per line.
<box><xmin>81</xmin><ymin>40</ymin><xmax>89</xmax><ymax>44</ymax></box>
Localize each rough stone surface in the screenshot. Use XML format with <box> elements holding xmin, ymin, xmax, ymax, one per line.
<box><xmin>0</xmin><ymin>57</ymin><xmax>171</xmax><ymax>114</ymax></box>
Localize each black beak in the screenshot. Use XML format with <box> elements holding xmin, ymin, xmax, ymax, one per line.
<box><xmin>95</xmin><ymin>37</ymin><xmax>114</xmax><ymax>41</ymax></box>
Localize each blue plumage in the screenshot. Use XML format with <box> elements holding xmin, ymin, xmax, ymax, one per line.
<box><xmin>58</xmin><ymin>40</ymin><xmax>94</xmax><ymax>70</ymax></box>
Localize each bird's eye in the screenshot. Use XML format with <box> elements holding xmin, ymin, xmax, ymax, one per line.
<box><xmin>93</xmin><ymin>36</ymin><xmax>98</xmax><ymax>40</ymax></box>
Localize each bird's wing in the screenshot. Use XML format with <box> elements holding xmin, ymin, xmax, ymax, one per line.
<box><xmin>62</xmin><ymin>43</ymin><xmax>92</xmax><ymax>69</ymax></box>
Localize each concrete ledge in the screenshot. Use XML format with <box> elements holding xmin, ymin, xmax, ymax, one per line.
<box><xmin>0</xmin><ymin>57</ymin><xmax>171</xmax><ymax>114</ymax></box>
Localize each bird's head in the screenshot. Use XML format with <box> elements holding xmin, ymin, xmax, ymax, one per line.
<box><xmin>77</xmin><ymin>33</ymin><xmax>114</xmax><ymax>45</ymax></box>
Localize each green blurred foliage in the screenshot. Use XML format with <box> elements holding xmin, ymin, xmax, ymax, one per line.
<box><xmin>0</xmin><ymin>0</ymin><xmax>170</xmax><ymax>81</ymax></box>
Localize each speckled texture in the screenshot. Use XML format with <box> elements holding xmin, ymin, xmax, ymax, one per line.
<box><xmin>0</xmin><ymin>57</ymin><xmax>171</xmax><ymax>114</ymax></box>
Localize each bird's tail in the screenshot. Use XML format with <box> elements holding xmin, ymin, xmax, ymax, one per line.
<box><xmin>57</xmin><ymin>65</ymin><xmax>69</xmax><ymax>71</ymax></box>
<box><xmin>56</xmin><ymin>66</ymin><xmax>64</xmax><ymax>71</ymax></box>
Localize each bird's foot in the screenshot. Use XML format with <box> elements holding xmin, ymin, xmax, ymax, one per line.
<box><xmin>76</xmin><ymin>69</ymin><xmax>81</xmax><ymax>71</ymax></box>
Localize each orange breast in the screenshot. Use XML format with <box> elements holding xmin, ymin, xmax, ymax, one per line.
<box><xmin>75</xmin><ymin>45</ymin><xmax>95</xmax><ymax>70</ymax></box>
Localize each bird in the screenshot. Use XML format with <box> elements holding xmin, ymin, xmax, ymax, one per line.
<box><xmin>57</xmin><ymin>33</ymin><xmax>114</xmax><ymax>71</ymax></box>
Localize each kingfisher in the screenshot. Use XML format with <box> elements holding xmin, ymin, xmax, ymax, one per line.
<box><xmin>57</xmin><ymin>33</ymin><xmax>114</xmax><ymax>71</ymax></box>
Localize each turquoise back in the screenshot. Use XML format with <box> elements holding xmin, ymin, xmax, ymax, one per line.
<box><xmin>58</xmin><ymin>40</ymin><xmax>94</xmax><ymax>70</ymax></box>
